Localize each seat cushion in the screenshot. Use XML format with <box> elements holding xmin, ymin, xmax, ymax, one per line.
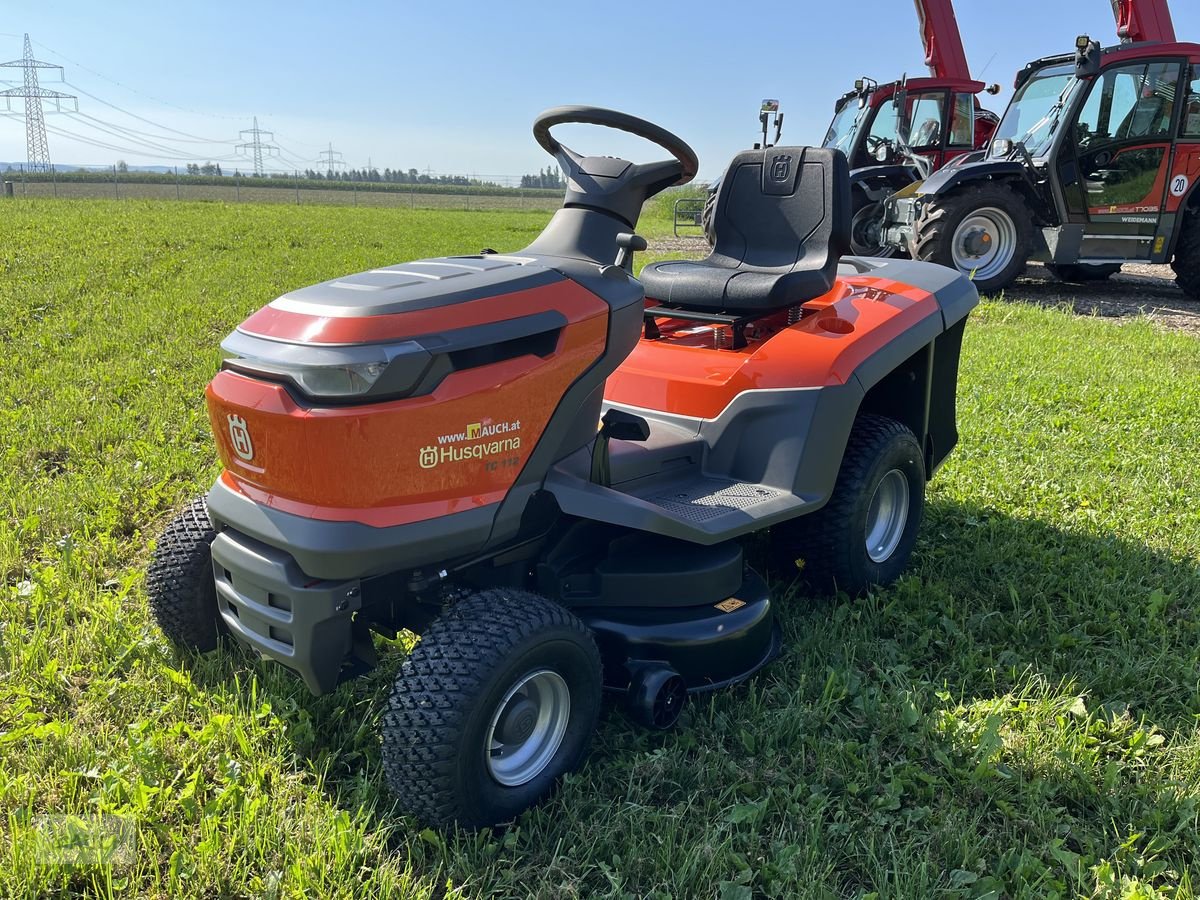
<box><xmin>640</xmin><ymin>260</ymin><xmax>834</xmax><ymax>309</ymax></box>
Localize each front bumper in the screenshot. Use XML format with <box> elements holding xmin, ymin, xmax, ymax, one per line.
<box><xmin>210</xmin><ymin>529</ymin><xmax>362</xmax><ymax>694</ymax></box>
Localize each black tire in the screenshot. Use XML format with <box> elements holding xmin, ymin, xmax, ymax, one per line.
<box><xmin>382</xmin><ymin>589</ymin><xmax>602</xmax><ymax>828</ymax></box>
<box><xmin>1172</xmin><ymin>207</ymin><xmax>1200</xmax><ymax>300</ymax></box>
<box><xmin>145</xmin><ymin>495</ymin><xmax>224</xmax><ymax>652</ymax></box>
<box><xmin>913</xmin><ymin>182</ymin><xmax>1033</xmax><ymax>294</ymax></box>
<box><xmin>1046</xmin><ymin>263</ymin><xmax>1122</xmax><ymax>283</ymax></box>
<box><xmin>701</xmin><ymin>183</ymin><xmax>718</xmax><ymax>246</ymax></box>
<box><xmin>771</xmin><ymin>415</ymin><xmax>925</xmax><ymax>596</ymax></box>
<box><xmin>849</xmin><ymin>195</ymin><xmax>898</xmax><ymax>258</ymax></box>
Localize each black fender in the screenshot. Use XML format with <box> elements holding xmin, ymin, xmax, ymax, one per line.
<box><xmin>849</xmin><ymin>165</ymin><xmax>920</xmax><ymax>204</ymax></box>
<box><xmin>1166</xmin><ymin>181</ymin><xmax>1200</xmax><ymax>259</ymax></box>
<box><xmin>912</xmin><ymin>159</ymin><xmax>1030</xmax><ymax>198</ymax></box>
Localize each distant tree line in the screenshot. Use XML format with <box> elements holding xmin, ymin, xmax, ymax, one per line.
<box><xmin>3</xmin><ymin>165</ymin><xmax>565</xmax><ymax>198</ymax></box>
<box><xmin>521</xmin><ymin>167</ymin><xmax>566</xmax><ymax>189</ymax></box>
<box><xmin>3</xmin><ymin>162</ymin><xmax>567</xmax><ymax>190</ymax></box>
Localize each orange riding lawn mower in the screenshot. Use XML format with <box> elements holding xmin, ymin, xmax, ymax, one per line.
<box><xmin>147</xmin><ymin>105</ymin><xmax>979</xmax><ymax>827</ymax></box>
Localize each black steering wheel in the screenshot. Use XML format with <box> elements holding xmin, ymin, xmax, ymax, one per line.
<box><xmin>532</xmin><ymin>105</ymin><xmax>698</xmax><ymax>225</ymax></box>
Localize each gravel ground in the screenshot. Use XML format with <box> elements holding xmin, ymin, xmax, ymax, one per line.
<box><xmin>645</xmin><ymin>237</ymin><xmax>1200</xmax><ymax>336</ymax></box>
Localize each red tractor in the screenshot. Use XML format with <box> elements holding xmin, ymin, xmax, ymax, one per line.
<box><xmin>702</xmin><ymin>0</ymin><xmax>998</xmax><ymax>257</ymax></box>
<box><xmin>881</xmin><ymin>0</ymin><xmax>1200</xmax><ymax>295</ymax></box>
<box><xmin>819</xmin><ymin>0</ymin><xmax>1001</xmax><ymax>255</ymax></box>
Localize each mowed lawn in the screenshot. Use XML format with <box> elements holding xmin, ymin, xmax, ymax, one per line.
<box><xmin>2</xmin><ymin>199</ymin><xmax>1200</xmax><ymax>899</ymax></box>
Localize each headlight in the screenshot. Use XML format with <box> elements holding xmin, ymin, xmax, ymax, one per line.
<box><xmin>220</xmin><ymin>329</ymin><xmax>423</xmax><ymax>400</ymax></box>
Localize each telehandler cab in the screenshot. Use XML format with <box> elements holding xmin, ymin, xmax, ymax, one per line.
<box><xmin>881</xmin><ymin>0</ymin><xmax>1200</xmax><ymax>295</ymax></box>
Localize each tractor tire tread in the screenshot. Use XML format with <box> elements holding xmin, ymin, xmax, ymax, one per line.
<box><xmin>912</xmin><ymin>182</ymin><xmax>1032</xmax><ymax>294</ymax></box>
<box><xmin>145</xmin><ymin>496</ymin><xmax>222</xmax><ymax>652</ymax></box>
<box><xmin>772</xmin><ymin>414</ymin><xmax>922</xmax><ymax>596</ymax></box>
<box><xmin>1172</xmin><ymin>207</ymin><xmax>1200</xmax><ymax>300</ymax></box>
<box><xmin>381</xmin><ymin>590</ymin><xmax>599</xmax><ymax>826</ymax></box>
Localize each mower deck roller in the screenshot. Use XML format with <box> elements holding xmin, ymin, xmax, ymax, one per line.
<box><xmin>149</xmin><ymin>106</ymin><xmax>978</xmax><ymax>827</ymax></box>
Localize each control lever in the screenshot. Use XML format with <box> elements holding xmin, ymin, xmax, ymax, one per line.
<box><xmin>590</xmin><ymin>408</ymin><xmax>650</xmax><ymax>486</ymax></box>
<box><xmin>614</xmin><ymin>232</ymin><xmax>648</xmax><ymax>274</ymax></box>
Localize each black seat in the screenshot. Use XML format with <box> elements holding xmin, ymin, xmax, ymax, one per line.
<box><xmin>641</xmin><ymin>146</ymin><xmax>851</xmax><ymax>313</ymax></box>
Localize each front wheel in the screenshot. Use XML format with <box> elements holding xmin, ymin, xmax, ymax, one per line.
<box><xmin>1172</xmin><ymin>207</ymin><xmax>1200</xmax><ymax>300</ymax></box>
<box><xmin>913</xmin><ymin>182</ymin><xmax>1033</xmax><ymax>294</ymax></box>
<box><xmin>145</xmin><ymin>495</ymin><xmax>224</xmax><ymax>652</ymax></box>
<box><xmin>381</xmin><ymin>590</ymin><xmax>602</xmax><ymax>828</ymax></box>
<box><xmin>771</xmin><ymin>415</ymin><xmax>926</xmax><ymax>596</ymax></box>
<box><xmin>850</xmin><ymin>198</ymin><xmax>899</xmax><ymax>258</ymax></box>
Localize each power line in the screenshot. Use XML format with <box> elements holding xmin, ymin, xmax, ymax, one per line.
<box><xmin>63</xmin><ymin>79</ymin><xmax>227</xmax><ymax>142</ymax></box>
<box><xmin>31</xmin><ymin>37</ymin><xmax>246</xmax><ymax>122</ymax></box>
<box><xmin>0</xmin><ymin>34</ymin><xmax>77</xmax><ymax>171</ymax></box>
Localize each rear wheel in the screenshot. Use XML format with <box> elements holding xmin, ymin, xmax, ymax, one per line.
<box><xmin>381</xmin><ymin>590</ymin><xmax>602</xmax><ymax>827</ymax></box>
<box><xmin>701</xmin><ymin>182</ymin><xmax>718</xmax><ymax>245</ymax></box>
<box><xmin>1046</xmin><ymin>263</ymin><xmax>1122</xmax><ymax>283</ymax></box>
<box><xmin>850</xmin><ymin>197</ymin><xmax>898</xmax><ymax>258</ymax></box>
<box><xmin>913</xmin><ymin>182</ymin><xmax>1032</xmax><ymax>294</ymax></box>
<box><xmin>1172</xmin><ymin>207</ymin><xmax>1200</xmax><ymax>300</ymax></box>
<box><xmin>771</xmin><ymin>415</ymin><xmax>925</xmax><ymax>596</ymax></box>
<box><xmin>145</xmin><ymin>496</ymin><xmax>224</xmax><ymax>652</ymax></box>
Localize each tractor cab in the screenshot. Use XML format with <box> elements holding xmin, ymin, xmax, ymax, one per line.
<box><xmin>823</xmin><ymin>75</ymin><xmax>1000</xmax><ymax>257</ymax></box>
<box><xmin>824</xmin><ymin>76</ymin><xmax>998</xmax><ymax>172</ymax></box>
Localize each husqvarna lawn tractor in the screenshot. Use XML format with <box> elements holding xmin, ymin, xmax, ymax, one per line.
<box><xmin>147</xmin><ymin>106</ymin><xmax>978</xmax><ymax>827</ymax></box>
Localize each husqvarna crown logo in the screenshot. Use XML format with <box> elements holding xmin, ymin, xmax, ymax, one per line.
<box><xmin>770</xmin><ymin>154</ymin><xmax>792</xmax><ymax>182</ymax></box>
<box><xmin>227</xmin><ymin>414</ymin><xmax>254</xmax><ymax>461</ymax></box>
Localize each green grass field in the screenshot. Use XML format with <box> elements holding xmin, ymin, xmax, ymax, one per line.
<box><xmin>2</xmin><ymin>199</ymin><xmax>1200</xmax><ymax>899</ymax></box>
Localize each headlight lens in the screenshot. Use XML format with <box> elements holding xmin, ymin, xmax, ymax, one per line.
<box><xmin>220</xmin><ymin>330</ymin><xmax>411</xmax><ymax>399</ymax></box>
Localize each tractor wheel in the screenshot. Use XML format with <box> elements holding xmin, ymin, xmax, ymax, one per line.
<box><xmin>145</xmin><ymin>495</ymin><xmax>224</xmax><ymax>652</ymax></box>
<box><xmin>772</xmin><ymin>415</ymin><xmax>925</xmax><ymax>597</ymax></box>
<box><xmin>1046</xmin><ymin>263</ymin><xmax>1122</xmax><ymax>283</ymax></box>
<box><xmin>1172</xmin><ymin>207</ymin><xmax>1200</xmax><ymax>300</ymax></box>
<box><xmin>701</xmin><ymin>183</ymin><xmax>718</xmax><ymax>246</ymax></box>
<box><xmin>381</xmin><ymin>589</ymin><xmax>602</xmax><ymax>828</ymax></box>
<box><xmin>913</xmin><ymin>182</ymin><xmax>1032</xmax><ymax>294</ymax></box>
<box><xmin>849</xmin><ymin>197</ymin><xmax>899</xmax><ymax>258</ymax></box>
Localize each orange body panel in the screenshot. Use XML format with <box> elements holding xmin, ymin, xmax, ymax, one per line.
<box><xmin>207</xmin><ymin>282</ymin><xmax>608</xmax><ymax>528</ymax></box>
<box><xmin>606</xmin><ymin>277</ymin><xmax>940</xmax><ymax>420</ymax></box>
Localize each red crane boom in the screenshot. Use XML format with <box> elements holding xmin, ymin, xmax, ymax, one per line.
<box><xmin>913</xmin><ymin>0</ymin><xmax>973</xmax><ymax>81</ymax></box>
<box><xmin>1110</xmin><ymin>0</ymin><xmax>1176</xmax><ymax>44</ymax></box>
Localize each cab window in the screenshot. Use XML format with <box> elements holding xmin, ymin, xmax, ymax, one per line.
<box><xmin>908</xmin><ymin>94</ymin><xmax>946</xmax><ymax>147</ymax></box>
<box><xmin>948</xmin><ymin>93</ymin><xmax>975</xmax><ymax>146</ymax></box>
<box><xmin>1077</xmin><ymin>61</ymin><xmax>1181</xmax><ymax>150</ymax></box>
<box><xmin>1183</xmin><ymin>70</ymin><xmax>1200</xmax><ymax>137</ymax></box>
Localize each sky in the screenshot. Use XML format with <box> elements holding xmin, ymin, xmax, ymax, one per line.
<box><xmin>2</xmin><ymin>1</ymin><xmax>1199</xmax><ymax>182</ymax></box>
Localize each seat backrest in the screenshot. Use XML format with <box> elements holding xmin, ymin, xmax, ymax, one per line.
<box><xmin>708</xmin><ymin>146</ymin><xmax>851</xmax><ymax>279</ymax></box>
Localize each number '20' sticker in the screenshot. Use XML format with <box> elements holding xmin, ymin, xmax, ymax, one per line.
<box><xmin>1170</xmin><ymin>175</ymin><xmax>1190</xmax><ymax>197</ymax></box>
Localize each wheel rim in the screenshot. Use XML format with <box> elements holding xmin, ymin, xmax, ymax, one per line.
<box><xmin>485</xmin><ymin>669</ymin><xmax>571</xmax><ymax>787</ymax></box>
<box><xmin>950</xmin><ymin>206</ymin><xmax>1017</xmax><ymax>281</ymax></box>
<box><xmin>850</xmin><ymin>202</ymin><xmax>897</xmax><ymax>258</ymax></box>
<box><xmin>865</xmin><ymin>469</ymin><xmax>910</xmax><ymax>564</ymax></box>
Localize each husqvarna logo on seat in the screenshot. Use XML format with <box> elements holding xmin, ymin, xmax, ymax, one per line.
<box><xmin>770</xmin><ymin>154</ymin><xmax>792</xmax><ymax>182</ymax></box>
<box><xmin>227</xmin><ymin>414</ymin><xmax>254</xmax><ymax>461</ymax></box>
